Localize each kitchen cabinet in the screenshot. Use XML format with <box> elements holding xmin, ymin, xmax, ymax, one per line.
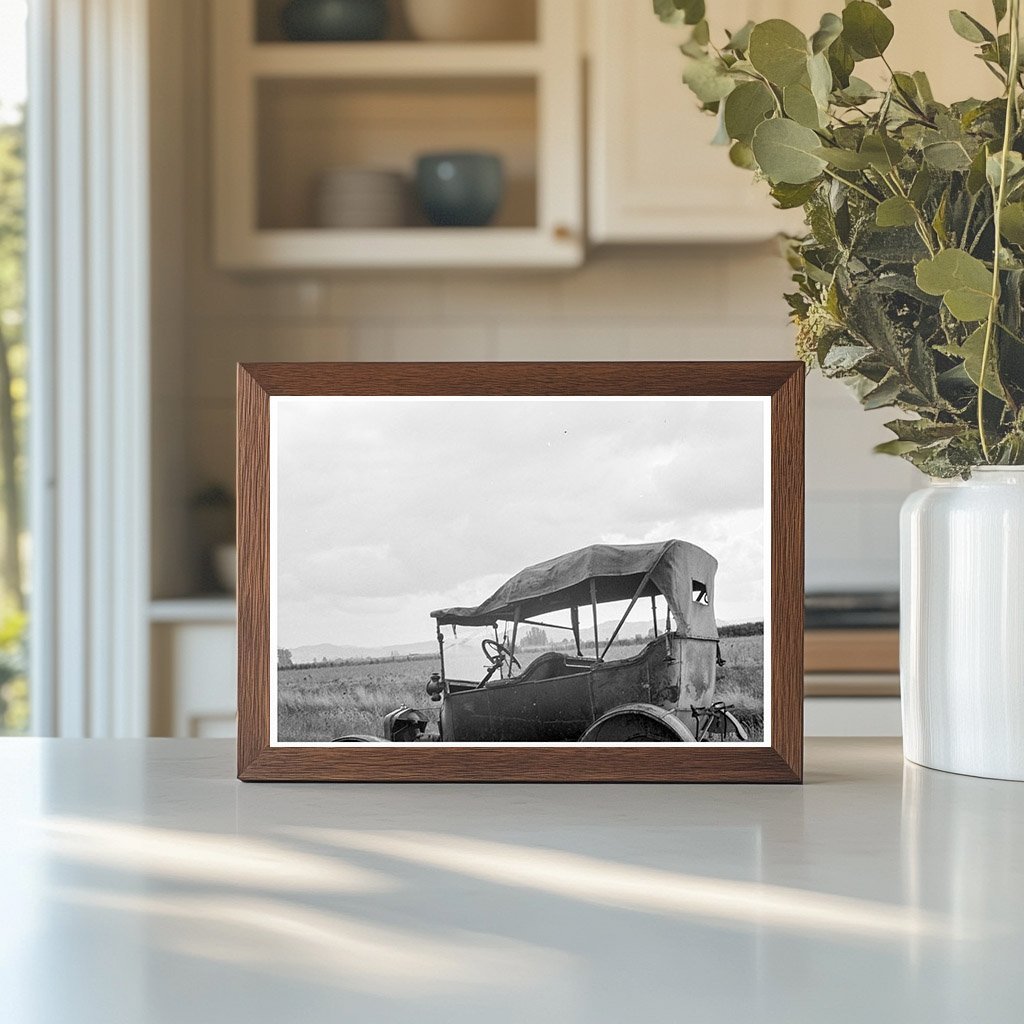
<box><xmin>150</xmin><ymin>601</ymin><xmax>237</xmax><ymax>738</ymax></box>
<box><xmin>211</xmin><ymin>0</ymin><xmax>583</xmax><ymax>269</ymax></box>
<box><xmin>587</xmin><ymin>0</ymin><xmax>998</xmax><ymax>244</ymax></box>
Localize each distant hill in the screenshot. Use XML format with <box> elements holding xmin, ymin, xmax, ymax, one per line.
<box><xmin>290</xmin><ymin>639</ymin><xmax>437</xmax><ymax>664</ymax></box>
<box><xmin>288</xmin><ymin>617</ymin><xmax>764</xmax><ymax>665</ymax></box>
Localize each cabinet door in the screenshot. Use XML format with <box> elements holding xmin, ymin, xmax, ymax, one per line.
<box><xmin>587</xmin><ymin>0</ymin><xmax>997</xmax><ymax>244</ymax></box>
<box><xmin>587</xmin><ymin>0</ymin><xmax>809</xmax><ymax>243</ymax></box>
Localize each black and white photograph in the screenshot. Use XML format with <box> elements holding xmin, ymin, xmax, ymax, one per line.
<box><xmin>270</xmin><ymin>395</ymin><xmax>770</xmax><ymax>746</ymax></box>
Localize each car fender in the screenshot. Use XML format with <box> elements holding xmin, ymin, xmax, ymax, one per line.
<box><xmin>579</xmin><ymin>702</ymin><xmax>696</xmax><ymax>742</ymax></box>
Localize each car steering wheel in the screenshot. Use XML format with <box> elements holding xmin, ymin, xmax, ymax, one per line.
<box><xmin>481</xmin><ymin>637</ymin><xmax>521</xmax><ymax>674</ymax></box>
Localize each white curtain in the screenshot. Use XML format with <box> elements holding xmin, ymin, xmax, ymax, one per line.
<box><xmin>28</xmin><ymin>0</ymin><xmax>150</xmax><ymax>736</ymax></box>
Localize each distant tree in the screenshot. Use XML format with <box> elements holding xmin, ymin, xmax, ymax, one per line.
<box><xmin>0</xmin><ymin>112</ymin><xmax>25</xmax><ymax>610</ymax></box>
<box><xmin>0</xmin><ymin>107</ymin><xmax>27</xmax><ymax>733</ymax></box>
<box><xmin>522</xmin><ymin>627</ymin><xmax>548</xmax><ymax>648</ymax></box>
<box><xmin>277</xmin><ymin>649</ymin><xmax>293</xmax><ymax>668</ymax></box>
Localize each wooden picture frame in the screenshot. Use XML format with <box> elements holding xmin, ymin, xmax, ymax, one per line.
<box><xmin>237</xmin><ymin>362</ymin><xmax>804</xmax><ymax>782</ymax></box>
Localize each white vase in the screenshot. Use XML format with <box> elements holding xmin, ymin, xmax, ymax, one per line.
<box><xmin>900</xmin><ymin>467</ymin><xmax>1024</xmax><ymax>780</ymax></box>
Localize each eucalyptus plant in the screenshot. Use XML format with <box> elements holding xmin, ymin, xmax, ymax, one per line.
<box><xmin>657</xmin><ymin>0</ymin><xmax>1024</xmax><ymax>476</ymax></box>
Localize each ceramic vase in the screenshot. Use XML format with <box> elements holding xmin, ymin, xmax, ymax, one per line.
<box><xmin>900</xmin><ymin>467</ymin><xmax>1024</xmax><ymax>780</ymax></box>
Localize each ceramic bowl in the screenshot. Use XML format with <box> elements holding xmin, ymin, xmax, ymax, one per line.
<box><xmin>415</xmin><ymin>152</ymin><xmax>504</xmax><ymax>227</ymax></box>
<box><xmin>403</xmin><ymin>0</ymin><xmax>533</xmax><ymax>42</ymax></box>
<box><xmin>316</xmin><ymin>168</ymin><xmax>407</xmax><ymax>228</ymax></box>
<box><xmin>281</xmin><ymin>0</ymin><xmax>388</xmax><ymax>42</ymax></box>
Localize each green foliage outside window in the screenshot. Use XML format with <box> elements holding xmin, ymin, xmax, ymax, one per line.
<box><xmin>0</xmin><ymin>110</ymin><xmax>27</xmax><ymax>733</ymax></box>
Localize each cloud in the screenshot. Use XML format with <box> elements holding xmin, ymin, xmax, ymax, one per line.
<box><xmin>275</xmin><ymin>397</ymin><xmax>766</xmax><ymax>647</ymax></box>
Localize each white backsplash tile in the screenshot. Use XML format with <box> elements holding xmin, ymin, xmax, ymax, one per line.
<box><xmin>182</xmin><ymin>249</ymin><xmax>919</xmax><ymax>592</ymax></box>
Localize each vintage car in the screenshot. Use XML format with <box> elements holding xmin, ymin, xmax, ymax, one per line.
<box><xmin>364</xmin><ymin>540</ymin><xmax>747</xmax><ymax>744</ymax></box>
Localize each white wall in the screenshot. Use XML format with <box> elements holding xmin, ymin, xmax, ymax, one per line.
<box><xmin>157</xmin><ymin>0</ymin><xmax>921</xmax><ymax>599</ymax></box>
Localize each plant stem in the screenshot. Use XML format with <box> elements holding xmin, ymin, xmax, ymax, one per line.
<box><xmin>884</xmin><ymin>171</ymin><xmax>939</xmax><ymax>254</ymax></box>
<box><xmin>822</xmin><ymin>167</ymin><xmax>880</xmax><ymax>205</ymax></box>
<box><xmin>979</xmin><ymin>0</ymin><xmax>1021</xmax><ymax>462</ymax></box>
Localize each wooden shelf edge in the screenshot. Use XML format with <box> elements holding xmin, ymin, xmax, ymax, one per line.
<box><xmin>150</xmin><ymin>597</ymin><xmax>237</xmax><ymax>624</ymax></box>
<box><xmin>216</xmin><ymin>227</ymin><xmax>584</xmax><ymax>270</ymax></box>
<box><xmin>804</xmin><ymin>628</ymin><xmax>900</xmax><ymax>675</ymax></box>
<box><xmin>249</xmin><ymin>42</ymin><xmax>544</xmax><ymax>79</ymax></box>
<box><xmin>805</xmin><ymin>673</ymin><xmax>900</xmax><ymax>698</ymax></box>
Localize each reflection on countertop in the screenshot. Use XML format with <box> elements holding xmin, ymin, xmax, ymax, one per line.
<box><xmin>0</xmin><ymin>738</ymin><xmax>1021</xmax><ymax>1023</ymax></box>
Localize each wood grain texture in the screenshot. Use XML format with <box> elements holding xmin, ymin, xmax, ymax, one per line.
<box><xmin>236</xmin><ymin>366</ymin><xmax>271</xmax><ymax>777</ymax></box>
<box><xmin>236</xmin><ymin>361</ymin><xmax>805</xmax><ymax>783</ymax></box>
<box><xmin>805</xmin><ymin>629</ymin><xmax>899</xmax><ymax>674</ymax></box>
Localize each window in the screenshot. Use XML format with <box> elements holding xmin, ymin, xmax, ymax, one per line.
<box><xmin>0</xmin><ymin>0</ymin><xmax>27</xmax><ymax>734</ymax></box>
<box><xmin>692</xmin><ymin>580</ymin><xmax>709</xmax><ymax>606</ymax></box>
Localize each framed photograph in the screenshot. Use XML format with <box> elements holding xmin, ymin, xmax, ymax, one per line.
<box><xmin>237</xmin><ymin>362</ymin><xmax>804</xmax><ymax>782</ymax></box>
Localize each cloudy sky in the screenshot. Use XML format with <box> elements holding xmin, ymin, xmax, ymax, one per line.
<box><xmin>274</xmin><ymin>397</ymin><xmax>767</xmax><ymax>650</ymax></box>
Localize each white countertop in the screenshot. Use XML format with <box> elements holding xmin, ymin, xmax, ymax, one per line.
<box><xmin>1</xmin><ymin>738</ymin><xmax>1020</xmax><ymax>1023</ymax></box>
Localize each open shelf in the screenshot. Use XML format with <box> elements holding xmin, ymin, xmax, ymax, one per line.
<box><xmin>212</xmin><ymin>0</ymin><xmax>582</xmax><ymax>269</ymax></box>
<box><xmin>257</xmin><ymin>77</ymin><xmax>538</xmax><ymax>232</ymax></box>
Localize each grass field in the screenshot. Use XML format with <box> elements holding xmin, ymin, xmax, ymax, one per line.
<box><xmin>277</xmin><ymin>633</ymin><xmax>765</xmax><ymax>742</ymax></box>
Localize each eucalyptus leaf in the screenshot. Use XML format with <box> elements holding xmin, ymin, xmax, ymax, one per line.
<box><xmin>915</xmin><ymin>250</ymin><xmax>994</xmax><ymax>322</ymax></box>
<box><xmin>682</xmin><ymin>57</ymin><xmax>736</xmax><ymax>104</ymax></box>
<box><xmin>1000</xmin><ymin>203</ymin><xmax>1024</xmax><ymax>244</ymax></box>
<box><xmin>909</xmin><ymin>165</ymin><xmax>933</xmax><ymax>205</ymax></box>
<box><xmin>967</xmin><ymin>144</ymin><xmax>992</xmax><ymax>193</ymax></box>
<box><xmin>748</xmin><ymin>20</ymin><xmax>809</xmax><ymax>86</ymax></box>
<box><xmin>892</xmin><ymin>72</ymin><xmax>923</xmax><ymax>110</ymax></box>
<box><xmin>771</xmin><ymin>180</ymin><xmax>820</xmax><ymax>209</ymax></box>
<box><xmin>808</xmin><ymin>52</ymin><xmax>833</xmax><ymax>110</ymax></box>
<box><xmin>923</xmin><ymin>140</ymin><xmax>973</xmax><ymax>171</ymax></box>
<box><xmin>876</xmin><ymin>197</ymin><xmax>919</xmax><ymax>228</ymax></box>
<box><xmin>861</xmin><ymin>133</ymin><xmax>904</xmax><ymax>173</ymax></box>
<box><xmin>784</xmin><ymin>81</ymin><xmax>824</xmax><ymax>129</ymax></box>
<box><xmin>913</xmin><ymin>71</ymin><xmax>935</xmax><ymax>104</ymax></box>
<box><xmin>814</xmin><ymin>146</ymin><xmax>872</xmax><ymax>170</ymax></box>
<box><xmin>874</xmin><ymin>439</ymin><xmax>921</xmax><ymax>455</ymax></box>
<box><xmin>653</xmin><ymin>0</ymin><xmax>705</xmax><ymax>26</ymax></box>
<box><xmin>986</xmin><ymin>150</ymin><xmax>1024</xmax><ymax>191</ymax></box>
<box><xmin>729</xmin><ymin>140</ymin><xmax>757</xmax><ymax>169</ymax></box>
<box><xmin>660</xmin><ymin>0</ymin><xmax>1024</xmax><ymax>475</ymax></box>
<box><xmin>752</xmin><ymin>118</ymin><xmax>828</xmax><ymax>184</ymax></box>
<box><xmin>837</xmin><ymin>76</ymin><xmax>879</xmax><ymax>104</ymax></box>
<box><xmin>884</xmin><ymin>418</ymin><xmax>963</xmax><ymax>443</ymax></box>
<box><xmin>939</xmin><ymin>326</ymin><xmax>1006</xmax><ymax>398</ymax></box>
<box><xmin>862</xmin><ymin>374</ymin><xmax>903</xmax><ymax>409</ymax></box>
<box><xmin>842</xmin><ymin>1</ymin><xmax>895</xmax><ymax>59</ymax></box>
<box><xmin>810</xmin><ymin>12</ymin><xmax>843</xmax><ymax>54</ymax></box>
<box><xmin>724</xmin><ymin>20</ymin><xmax>755</xmax><ymax>53</ymax></box>
<box><xmin>723</xmin><ymin>81</ymin><xmax>775</xmax><ymax>144</ymax></box>
<box><xmin>948</xmin><ymin>10</ymin><xmax>994</xmax><ymax>44</ymax></box>
<box><xmin>827</xmin><ymin>36</ymin><xmax>856</xmax><ymax>89</ymax></box>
